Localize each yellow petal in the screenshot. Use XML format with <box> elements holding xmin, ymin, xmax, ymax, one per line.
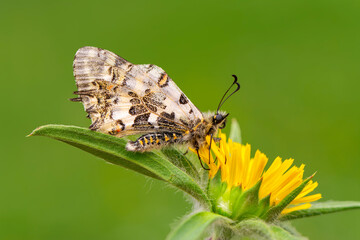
<box><xmin>281</xmin><ymin>203</ymin><xmax>312</xmax><ymax>214</ymax></box>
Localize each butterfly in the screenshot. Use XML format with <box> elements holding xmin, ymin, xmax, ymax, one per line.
<box><xmin>71</xmin><ymin>46</ymin><xmax>239</xmax><ymax>168</ymax></box>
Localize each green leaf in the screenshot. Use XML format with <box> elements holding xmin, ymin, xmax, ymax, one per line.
<box><xmin>279</xmin><ymin>201</ymin><xmax>360</xmax><ymax>221</ymax></box>
<box><xmin>233</xmin><ymin>219</ymin><xmax>275</xmax><ymax>240</ymax></box>
<box><xmin>161</xmin><ymin>148</ymin><xmax>200</xmax><ymax>181</ymax></box>
<box><xmin>166</xmin><ymin>211</ymin><xmax>231</xmax><ymax>240</ymax></box>
<box><xmin>275</xmin><ymin>221</ymin><xmax>306</xmax><ymax>239</ymax></box>
<box><xmin>270</xmin><ymin>225</ymin><xmax>307</xmax><ymax>240</ymax></box>
<box><xmin>262</xmin><ymin>174</ymin><xmax>314</xmax><ymax>222</ymax></box>
<box><xmin>29</xmin><ymin>124</ymin><xmax>211</xmax><ymax>208</ymax></box>
<box><xmin>233</xmin><ymin>219</ymin><xmax>306</xmax><ymax>240</ymax></box>
<box><xmin>229</xmin><ymin>118</ymin><xmax>241</xmax><ymax>143</ymax></box>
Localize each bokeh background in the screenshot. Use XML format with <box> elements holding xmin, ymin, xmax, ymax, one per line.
<box><xmin>1</xmin><ymin>0</ymin><xmax>359</xmax><ymax>239</ymax></box>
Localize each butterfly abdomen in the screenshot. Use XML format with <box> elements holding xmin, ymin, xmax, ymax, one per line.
<box><xmin>126</xmin><ymin>132</ymin><xmax>185</xmax><ymax>152</ymax></box>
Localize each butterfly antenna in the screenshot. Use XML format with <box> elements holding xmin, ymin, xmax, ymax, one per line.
<box><xmin>216</xmin><ymin>75</ymin><xmax>241</xmax><ymax>114</ymax></box>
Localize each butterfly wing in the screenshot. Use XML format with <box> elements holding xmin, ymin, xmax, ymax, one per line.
<box><xmin>72</xmin><ymin>46</ymin><xmax>203</xmax><ymax>137</ymax></box>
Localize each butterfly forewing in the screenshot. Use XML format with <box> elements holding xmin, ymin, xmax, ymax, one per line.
<box><xmin>73</xmin><ymin>46</ymin><xmax>203</xmax><ymax>138</ymax></box>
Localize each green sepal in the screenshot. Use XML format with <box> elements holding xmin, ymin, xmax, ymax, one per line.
<box><xmin>207</xmin><ymin>172</ymin><xmax>222</xmax><ymax>206</ymax></box>
<box><xmin>29</xmin><ymin>124</ymin><xmax>211</xmax><ymax>208</ymax></box>
<box><xmin>208</xmin><ymin>173</ymin><xmax>233</xmax><ymax>217</ymax></box>
<box><xmin>279</xmin><ymin>201</ymin><xmax>360</xmax><ymax>221</ymax></box>
<box><xmin>256</xmin><ymin>194</ymin><xmax>271</xmax><ymax>217</ymax></box>
<box><xmin>262</xmin><ymin>174</ymin><xmax>314</xmax><ymax>222</ymax></box>
<box><xmin>166</xmin><ymin>211</ymin><xmax>232</xmax><ymax>240</ymax></box>
<box><xmin>229</xmin><ymin>118</ymin><xmax>242</xmax><ymax>144</ymax></box>
<box><xmin>231</xmin><ymin>179</ymin><xmax>262</xmax><ymax>220</ymax></box>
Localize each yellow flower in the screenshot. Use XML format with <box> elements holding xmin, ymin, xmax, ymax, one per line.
<box><xmin>192</xmin><ymin>132</ymin><xmax>321</xmax><ymax>215</ymax></box>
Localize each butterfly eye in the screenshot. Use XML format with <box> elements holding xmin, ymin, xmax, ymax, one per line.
<box><xmin>213</xmin><ymin>114</ymin><xmax>224</xmax><ymax>124</ymax></box>
<box><xmin>219</xmin><ymin>119</ymin><xmax>227</xmax><ymax>129</ymax></box>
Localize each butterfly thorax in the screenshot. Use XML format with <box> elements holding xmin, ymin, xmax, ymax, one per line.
<box><xmin>187</xmin><ymin>111</ymin><xmax>228</xmax><ymax>150</ymax></box>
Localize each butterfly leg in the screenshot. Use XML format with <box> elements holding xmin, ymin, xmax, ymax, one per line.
<box><xmin>208</xmin><ymin>133</ymin><xmax>214</xmax><ymax>164</ymax></box>
<box><xmin>182</xmin><ymin>149</ymin><xmax>189</xmax><ymax>156</ymax></box>
<box><xmin>208</xmin><ymin>135</ymin><xmax>221</xmax><ymax>164</ymax></box>
<box><xmin>196</xmin><ymin>148</ymin><xmax>210</xmax><ymax>171</ymax></box>
<box><xmin>213</xmin><ymin>137</ymin><xmax>221</xmax><ymax>142</ymax></box>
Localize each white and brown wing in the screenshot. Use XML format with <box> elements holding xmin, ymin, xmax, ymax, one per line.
<box><xmin>72</xmin><ymin>46</ymin><xmax>203</xmax><ymax>137</ymax></box>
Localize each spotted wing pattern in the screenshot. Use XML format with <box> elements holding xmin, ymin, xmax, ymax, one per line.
<box><xmin>72</xmin><ymin>46</ymin><xmax>203</xmax><ymax>138</ymax></box>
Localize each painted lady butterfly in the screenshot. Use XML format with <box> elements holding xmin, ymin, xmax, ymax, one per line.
<box><xmin>71</xmin><ymin>47</ymin><xmax>239</xmax><ymax>167</ymax></box>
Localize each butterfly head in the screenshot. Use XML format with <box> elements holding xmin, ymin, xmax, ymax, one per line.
<box><xmin>212</xmin><ymin>112</ymin><xmax>229</xmax><ymax>129</ymax></box>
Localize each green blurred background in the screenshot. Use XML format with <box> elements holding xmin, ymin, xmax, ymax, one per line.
<box><xmin>1</xmin><ymin>0</ymin><xmax>359</xmax><ymax>239</ymax></box>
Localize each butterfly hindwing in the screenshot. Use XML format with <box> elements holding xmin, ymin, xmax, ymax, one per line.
<box><xmin>73</xmin><ymin>46</ymin><xmax>203</xmax><ymax>138</ymax></box>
